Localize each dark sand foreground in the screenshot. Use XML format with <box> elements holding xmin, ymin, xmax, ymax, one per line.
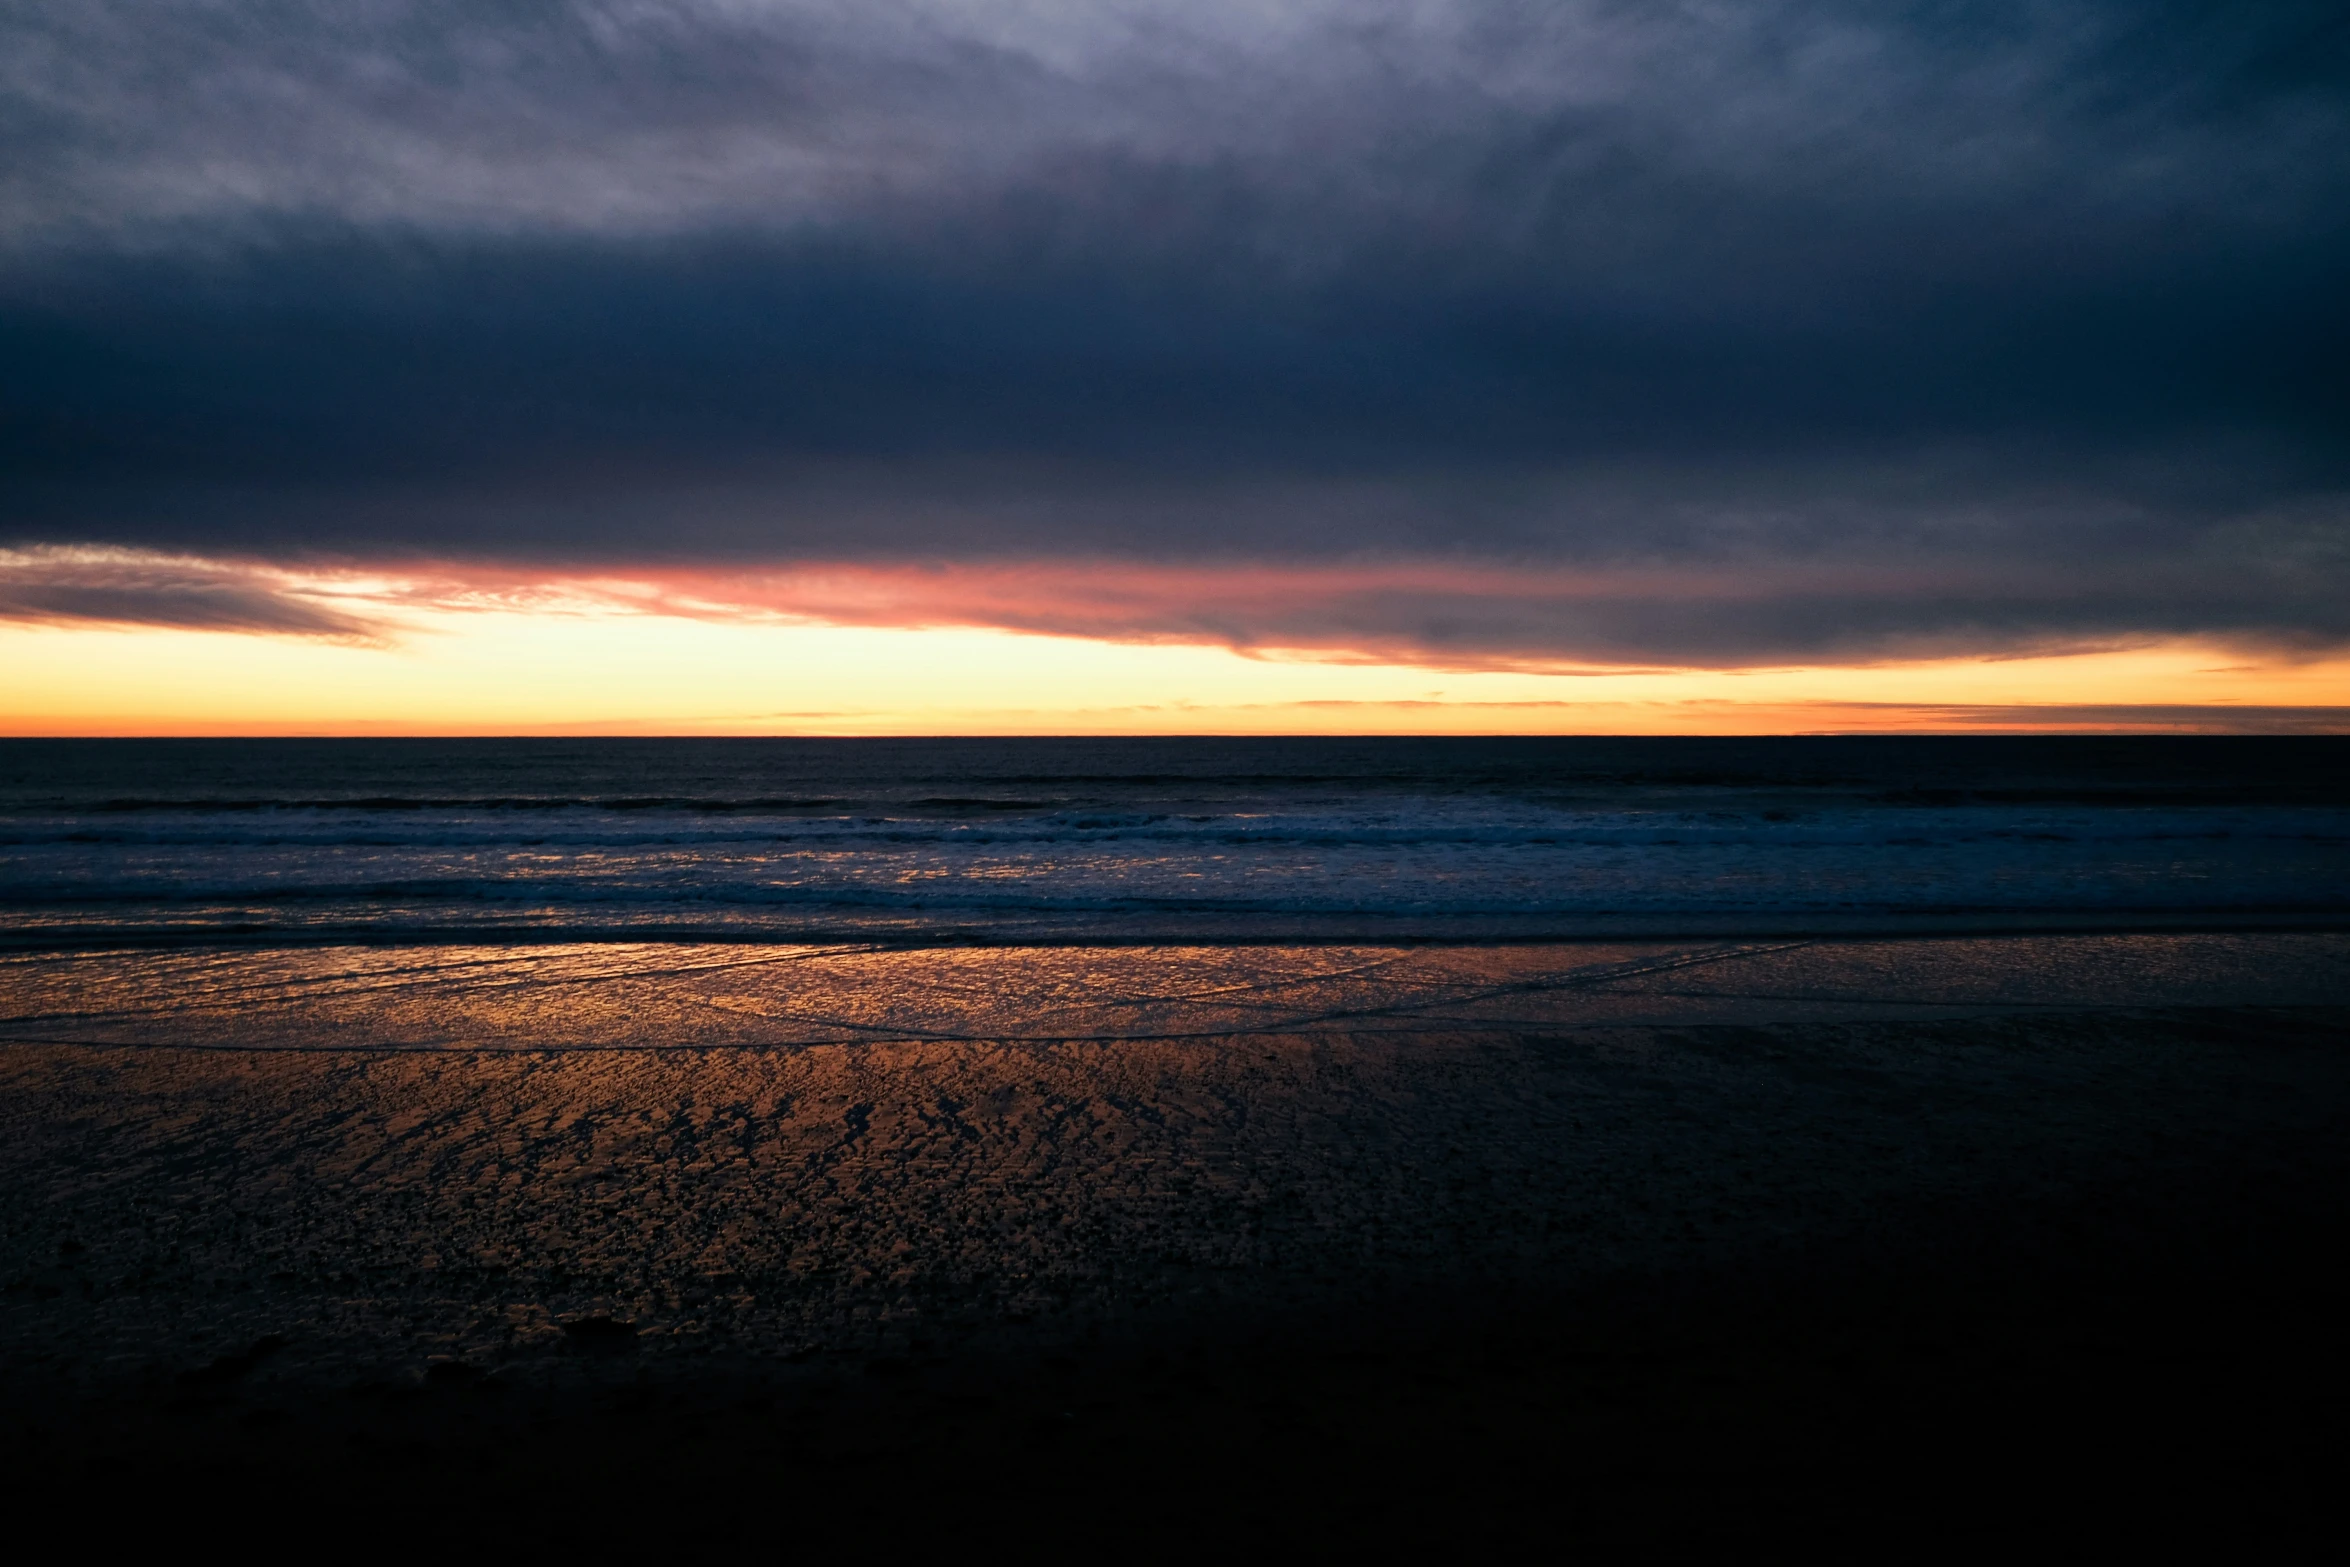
<box><xmin>4</xmin><ymin>935</ymin><xmax>2347</xmax><ymax>1547</ymax></box>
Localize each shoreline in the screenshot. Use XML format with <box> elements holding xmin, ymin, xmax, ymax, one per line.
<box><xmin>6</xmin><ymin>932</ymin><xmax>2349</xmax><ymax>1051</ymax></box>
<box><xmin>9</xmin><ymin>905</ymin><xmax>2350</xmax><ymax>953</ymax></box>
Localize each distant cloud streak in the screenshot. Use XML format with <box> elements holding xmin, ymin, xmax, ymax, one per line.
<box><xmin>0</xmin><ymin>547</ymin><xmax>382</xmax><ymax>639</ymax></box>
<box><xmin>9</xmin><ymin>549</ymin><xmax>2346</xmax><ymax>676</ymax></box>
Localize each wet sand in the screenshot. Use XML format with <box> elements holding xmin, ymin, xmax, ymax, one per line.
<box><xmin>3</xmin><ymin>935</ymin><xmax>2347</xmax><ymax>1545</ymax></box>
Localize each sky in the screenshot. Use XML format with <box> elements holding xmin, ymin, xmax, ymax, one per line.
<box><xmin>3</xmin><ymin>1</ymin><xmax>2346</xmax><ymax>733</ymax></box>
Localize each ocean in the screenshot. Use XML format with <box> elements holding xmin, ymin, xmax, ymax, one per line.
<box><xmin>2</xmin><ymin>735</ymin><xmax>2344</xmax><ymax>947</ymax></box>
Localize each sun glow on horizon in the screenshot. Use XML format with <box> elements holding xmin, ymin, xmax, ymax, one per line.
<box><xmin>4</xmin><ymin>592</ymin><xmax>2347</xmax><ymax>736</ymax></box>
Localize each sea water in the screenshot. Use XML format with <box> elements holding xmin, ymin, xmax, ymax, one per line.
<box><xmin>1</xmin><ymin>736</ymin><xmax>2344</xmax><ymax>946</ymax></box>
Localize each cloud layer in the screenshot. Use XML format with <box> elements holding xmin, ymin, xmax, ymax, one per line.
<box><xmin>4</xmin><ymin>2</ymin><xmax>2346</xmax><ymax>665</ymax></box>
<box><xmin>0</xmin><ymin>547</ymin><xmax>378</xmax><ymax>637</ymax></box>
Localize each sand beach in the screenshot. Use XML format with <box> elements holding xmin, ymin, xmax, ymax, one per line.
<box><xmin>3</xmin><ymin>933</ymin><xmax>2345</xmax><ymax>1545</ymax></box>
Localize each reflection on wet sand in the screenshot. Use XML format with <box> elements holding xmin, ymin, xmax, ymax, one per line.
<box><xmin>4</xmin><ymin>932</ymin><xmax>2347</xmax><ymax>1050</ymax></box>
<box><xmin>1</xmin><ymin>934</ymin><xmax>2346</xmax><ymax>1396</ymax></box>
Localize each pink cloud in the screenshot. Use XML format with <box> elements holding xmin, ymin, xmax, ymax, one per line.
<box><xmin>389</xmin><ymin>557</ymin><xmax>2044</xmax><ymax>671</ymax></box>
<box><xmin>0</xmin><ymin>547</ymin><xmax>2191</xmax><ymax>671</ymax></box>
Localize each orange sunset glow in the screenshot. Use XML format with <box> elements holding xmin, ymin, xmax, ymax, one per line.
<box><xmin>3</xmin><ymin>553</ymin><xmax>2346</xmax><ymax>736</ymax></box>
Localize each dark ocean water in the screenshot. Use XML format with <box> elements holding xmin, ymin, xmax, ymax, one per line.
<box><xmin>0</xmin><ymin>737</ymin><xmax>2344</xmax><ymax>946</ymax></box>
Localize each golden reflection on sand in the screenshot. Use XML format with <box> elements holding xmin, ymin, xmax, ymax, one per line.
<box><xmin>0</xmin><ymin>934</ymin><xmax>2345</xmax><ymax>1389</ymax></box>
<box><xmin>2</xmin><ymin>934</ymin><xmax>2347</xmax><ymax>1051</ymax></box>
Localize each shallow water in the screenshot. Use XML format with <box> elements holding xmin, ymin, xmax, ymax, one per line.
<box><xmin>3</xmin><ymin>736</ymin><xmax>2346</xmax><ymax>945</ymax></box>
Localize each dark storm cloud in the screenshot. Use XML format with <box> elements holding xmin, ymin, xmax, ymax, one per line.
<box><xmin>2</xmin><ymin>1</ymin><xmax>2346</xmax><ymax>663</ymax></box>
